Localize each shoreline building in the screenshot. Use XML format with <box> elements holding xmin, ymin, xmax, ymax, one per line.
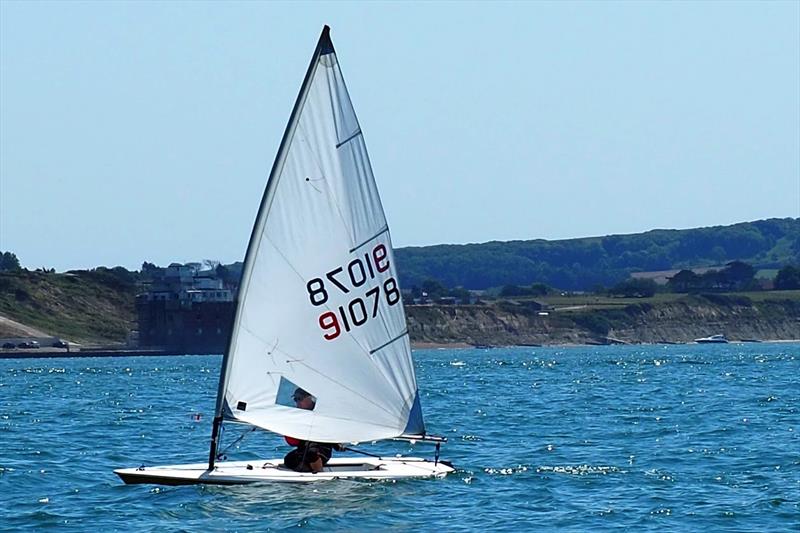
<box><xmin>136</xmin><ymin>263</ymin><xmax>241</xmax><ymax>353</ymax></box>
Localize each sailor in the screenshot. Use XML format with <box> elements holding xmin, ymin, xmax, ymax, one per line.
<box><xmin>282</xmin><ymin>388</ymin><xmax>340</xmax><ymax>472</ymax></box>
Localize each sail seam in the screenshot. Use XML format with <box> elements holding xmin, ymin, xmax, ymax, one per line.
<box><xmin>296</xmin><ymin>120</ymin><xmax>357</xmax><ymax>242</ymax></box>
<box><xmin>261</xmin><ymin>234</ymin><xmax>344</xmax><ymax>321</ymax></box>
<box><xmin>370</xmin><ymin>329</ymin><xmax>409</xmax><ymax>354</ymax></box>
<box><xmin>326</xmin><ymin>66</ymin><xmax>341</xmax><ymax>142</ymax></box>
<box><xmin>349</xmin><ymin>225</ymin><xmax>389</xmax><ymax>253</ymax></box>
<box><xmin>335</xmin><ymin>129</ymin><xmax>362</xmax><ymax>149</ymax></box>
<box><xmin>296</xmin><ymin>122</ymin><xmax>329</xmax><ymax>184</ymax></box>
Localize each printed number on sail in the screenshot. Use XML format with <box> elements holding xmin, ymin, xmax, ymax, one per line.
<box><xmin>306</xmin><ymin>244</ymin><xmax>398</xmax><ymax>340</ymax></box>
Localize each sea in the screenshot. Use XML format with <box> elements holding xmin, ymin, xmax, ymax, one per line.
<box><xmin>1</xmin><ymin>343</ymin><xmax>798</xmax><ymax>531</ymax></box>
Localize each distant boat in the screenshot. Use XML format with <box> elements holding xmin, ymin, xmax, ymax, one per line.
<box><xmin>694</xmin><ymin>334</ymin><xmax>729</xmax><ymax>344</ymax></box>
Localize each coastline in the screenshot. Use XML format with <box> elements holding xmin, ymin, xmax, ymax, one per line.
<box><xmin>2</xmin><ymin>338</ymin><xmax>799</xmax><ymax>359</ymax></box>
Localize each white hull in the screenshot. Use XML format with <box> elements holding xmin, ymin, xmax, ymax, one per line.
<box><xmin>115</xmin><ymin>456</ymin><xmax>454</xmax><ymax>485</ymax></box>
<box><xmin>694</xmin><ymin>335</ymin><xmax>729</xmax><ymax>344</ymax></box>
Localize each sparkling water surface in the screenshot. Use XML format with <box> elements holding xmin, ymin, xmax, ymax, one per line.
<box><xmin>1</xmin><ymin>344</ymin><xmax>798</xmax><ymax>531</ymax></box>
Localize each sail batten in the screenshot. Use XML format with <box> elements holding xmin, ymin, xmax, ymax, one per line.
<box><xmin>349</xmin><ymin>225</ymin><xmax>390</xmax><ymax>252</ymax></box>
<box><xmin>336</xmin><ymin>129</ymin><xmax>362</xmax><ymax>149</ymax></box>
<box><xmin>370</xmin><ymin>330</ymin><xmax>409</xmax><ymax>354</ymax></box>
<box><xmin>214</xmin><ymin>26</ymin><xmax>425</xmax><ymax>444</ymax></box>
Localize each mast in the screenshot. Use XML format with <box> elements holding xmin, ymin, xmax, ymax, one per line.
<box><xmin>207</xmin><ymin>25</ymin><xmax>334</xmax><ymax>470</ymax></box>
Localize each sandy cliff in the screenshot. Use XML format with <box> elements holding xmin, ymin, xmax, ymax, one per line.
<box><xmin>406</xmin><ymin>296</ymin><xmax>800</xmax><ymax>346</ymax></box>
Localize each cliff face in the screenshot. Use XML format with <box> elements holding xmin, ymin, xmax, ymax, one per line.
<box><xmin>606</xmin><ymin>297</ymin><xmax>800</xmax><ymax>344</ymax></box>
<box><xmin>3</xmin><ymin>267</ymin><xmax>798</xmax><ymax>348</ymax></box>
<box><xmin>406</xmin><ymin>296</ymin><xmax>800</xmax><ymax>346</ymax></box>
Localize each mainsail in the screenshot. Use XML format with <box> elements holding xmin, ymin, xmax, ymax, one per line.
<box><xmin>212</xmin><ymin>27</ymin><xmax>424</xmax><ymax>446</ymax></box>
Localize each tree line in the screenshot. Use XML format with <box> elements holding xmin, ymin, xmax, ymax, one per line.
<box><xmin>496</xmin><ymin>261</ymin><xmax>800</xmax><ymax>298</ymax></box>
<box><xmin>3</xmin><ymin>218</ymin><xmax>799</xmax><ymax>295</ymax></box>
<box><xmin>395</xmin><ymin>218</ymin><xmax>800</xmax><ymax>291</ymax></box>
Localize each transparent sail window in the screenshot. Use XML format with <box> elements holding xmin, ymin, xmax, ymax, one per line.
<box><xmin>276</xmin><ymin>376</ymin><xmax>317</xmax><ymax>411</ymax></box>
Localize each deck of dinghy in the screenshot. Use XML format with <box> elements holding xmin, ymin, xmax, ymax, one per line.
<box><xmin>116</xmin><ymin>457</ymin><xmax>454</xmax><ymax>485</ymax></box>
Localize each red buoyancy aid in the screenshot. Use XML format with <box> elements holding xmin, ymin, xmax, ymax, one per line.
<box><xmin>285</xmin><ymin>436</ymin><xmax>302</xmax><ymax>447</ymax></box>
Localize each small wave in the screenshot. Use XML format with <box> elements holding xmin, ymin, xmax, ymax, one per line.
<box><xmin>483</xmin><ymin>465</ymin><xmax>529</xmax><ymax>475</ymax></box>
<box><xmin>650</xmin><ymin>507</ymin><xmax>672</xmax><ymax>516</ymax></box>
<box><xmin>644</xmin><ymin>468</ymin><xmax>675</xmax><ymax>481</ymax></box>
<box><xmin>449</xmin><ymin>361</ymin><xmax>466</xmax><ymax>367</ymax></box>
<box><xmin>536</xmin><ymin>464</ymin><xmax>624</xmax><ymax>476</ymax></box>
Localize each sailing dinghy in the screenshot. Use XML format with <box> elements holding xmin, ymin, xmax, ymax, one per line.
<box><xmin>115</xmin><ymin>26</ymin><xmax>453</xmax><ymax>485</ymax></box>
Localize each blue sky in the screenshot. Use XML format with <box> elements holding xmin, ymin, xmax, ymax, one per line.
<box><xmin>1</xmin><ymin>1</ymin><xmax>798</xmax><ymax>271</ymax></box>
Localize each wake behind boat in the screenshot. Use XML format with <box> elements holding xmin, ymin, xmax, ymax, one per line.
<box><xmin>115</xmin><ymin>26</ymin><xmax>453</xmax><ymax>485</ymax></box>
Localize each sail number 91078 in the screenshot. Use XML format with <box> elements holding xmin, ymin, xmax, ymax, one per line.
<box><xmin>305</xmin><ymin>244</ymin><xmax>400</xmax><ymax>340</ymax></box>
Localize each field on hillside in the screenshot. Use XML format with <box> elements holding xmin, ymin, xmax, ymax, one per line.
<box><xmin>506</xmin><ymin>290</ymin><xmax>800</xmax><ymax>312</ymax></box>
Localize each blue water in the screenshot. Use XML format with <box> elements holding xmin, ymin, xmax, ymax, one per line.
<box><xmin>1</xmin><ymin>344</ymin><xmax>798</xmax><ymax>531</ymax></box>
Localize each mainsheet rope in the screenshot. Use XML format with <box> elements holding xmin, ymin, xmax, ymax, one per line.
<box><xmin>216</xmin><ymin>424</ymin><xmax>257</xmax><ymax>460</ymax></box>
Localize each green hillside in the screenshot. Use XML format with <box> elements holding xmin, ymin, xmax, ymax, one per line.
<box><xmin>395</xmin><ymin>218</ymin><xmax>800</xmax><ymax>291</ymax></box>
<box><xmin>0</xmin><ymin>268</ymin><xmax>137</xmax><ymax>344</ymax></box>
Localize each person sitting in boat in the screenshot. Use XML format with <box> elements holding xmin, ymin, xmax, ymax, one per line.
<box><xmin>282</xmin><ymin>388</ymin><xmax>340</xmax><ymax>473</ymax></box>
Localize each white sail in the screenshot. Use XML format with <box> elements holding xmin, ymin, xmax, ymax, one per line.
<box><xmin>215</xmin><ymin>28</ymin><xmax>424</xmax><ymax>444</ymax></box>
